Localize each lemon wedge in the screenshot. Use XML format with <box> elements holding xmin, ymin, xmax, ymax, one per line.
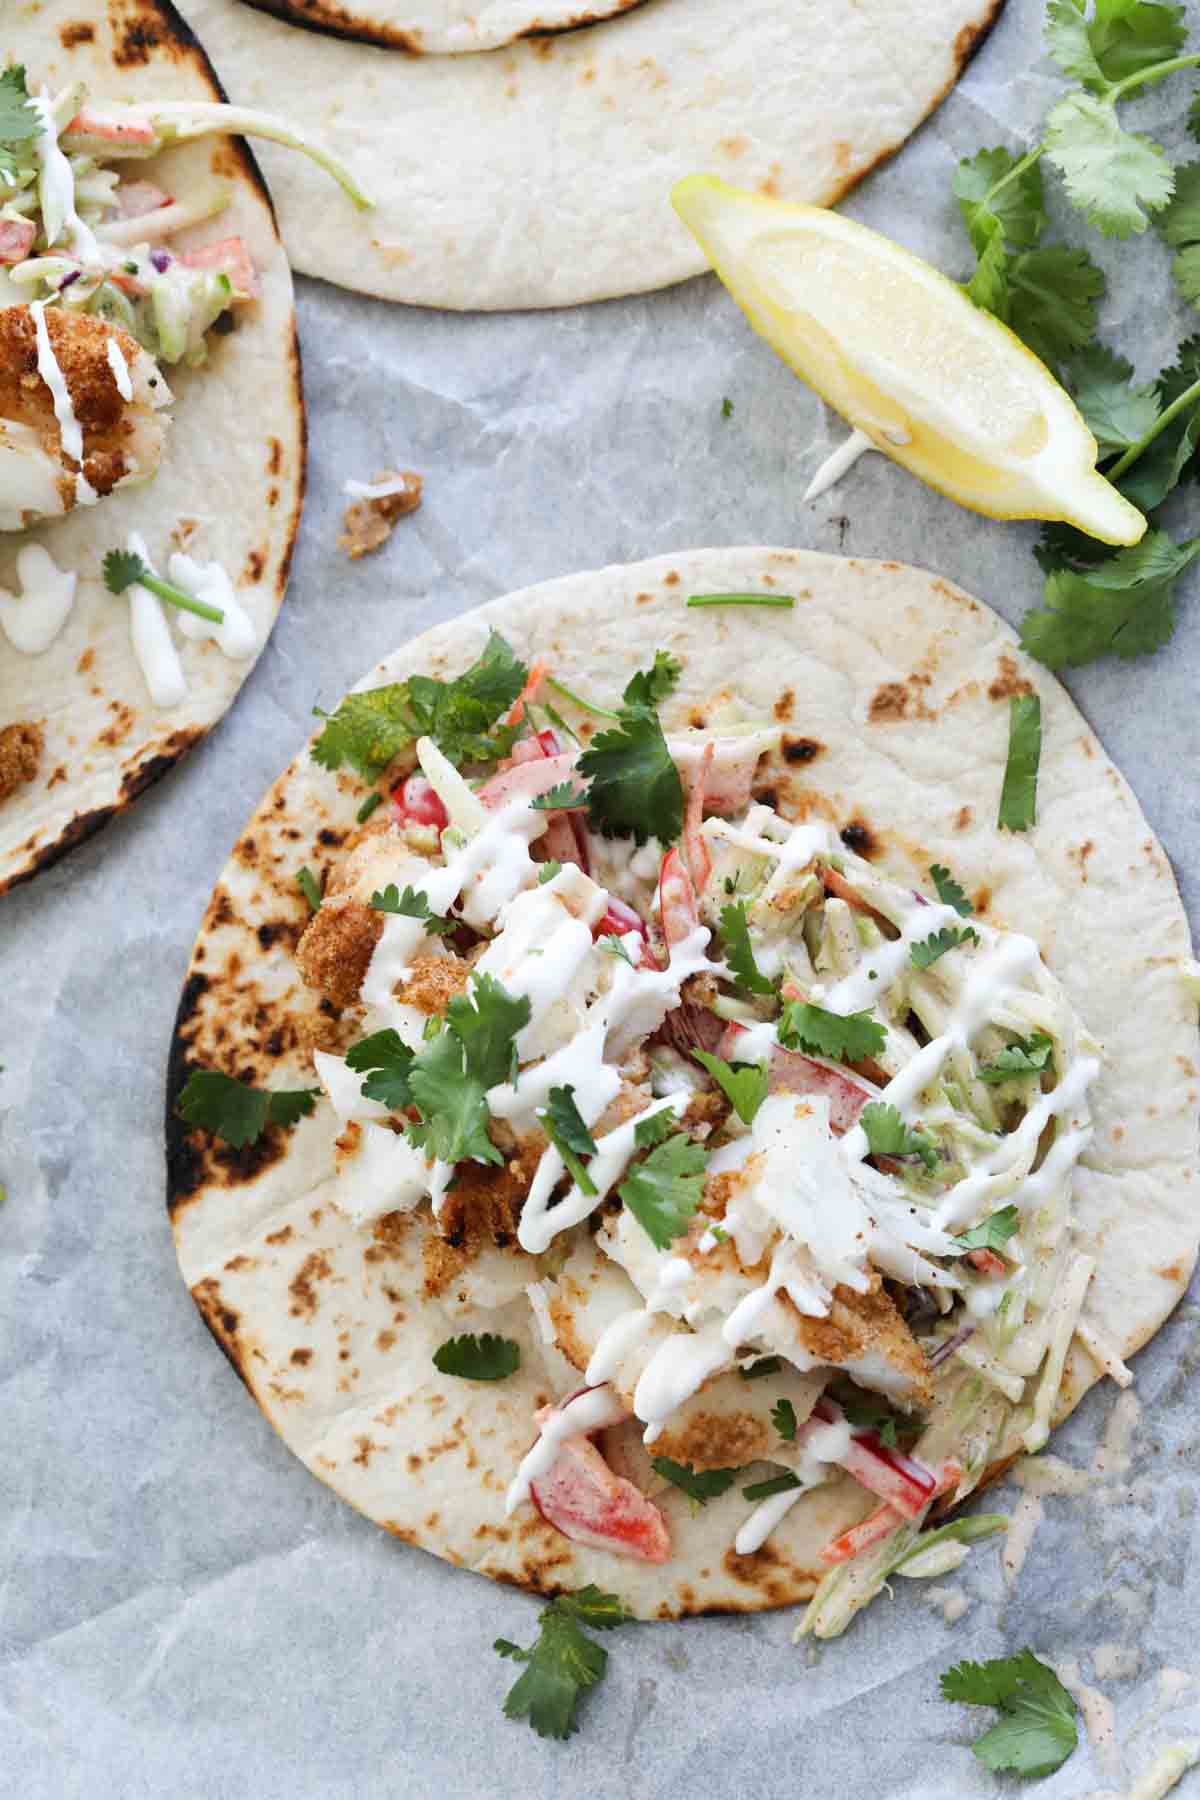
<box><xmin>673</xmin><ymin>175</ymin><xmax>1145</xmax><ymax>547</ymax></box>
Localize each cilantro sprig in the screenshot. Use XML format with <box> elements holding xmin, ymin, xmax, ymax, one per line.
<box><xmin>940</xmin><ymin>1649</ymin><xmax>1079</xmax><ymax>1778</ymax></box>
<box><xmin>859</xmin><ymin>1101</ymin><xmax>938</xmax><ymax>1173</ymax></box>
<box><xmin>369</xmin><ymin>883</ymin><xmax>456</xmax><ymax>935</ymax></box>
<box><xmin>777</xmin><ymin>1000</ymin><xmax>886</xmax><ymax>1065</ymax></box>
<box><xmin>576</xmin><ymin>653</ymin><xmax>684</xmax><ymax>845</ymax></box>
<box><xmin>618</xmin><ymin>1125</ymin><xmax>706</xmax><ymax>1249</ymax></box>
<box><xmin>719</xmin><ymin>899</ymin><xmax>777</xmax><ymax>996</ymax></box>
<box><xmin>103</xmin><ymin>549</ymin><xmax>225</xmax><ymax>624</ymax></box>
<box><xmin>312</xmin><ymin>630</ymin><xmax>526</xmax><ymax>779</ymax></box>
<box><xmin>177</xmin><ymin>1068</ymin><xmax>318</xmax><ymax>1148</ymax></box>
<box><xmin>693</xmin><ymin>1049</ymin><xmax>769</xmax><ymax>1125</ymax></box>
<box><xmin>495</xmin><ymin>1588</ymin><xmax>630</xmax><ymax>1740</ymax></box>
<box><xmin>433</xmin><ymin>1332</ymin><xmax>520</xmax><ymax>1381</ymax></box>
<box><xmin>998</xmin><ymin>695</ymin><xmax>1041</xmax><ymax>833</ymax></box>
<box><xmin>929</xmin><ymin>864</ymin><xmax>974</xmax><ymax>917</ymax></box>
<box><xmin>650</xmin><ymin>1457</ymin><xmax>738</xmax><ymax>1511</ymax></box>
<box><xmin>978</xmin><ymin>1030</ymin><xmax>1056</xmax><ymax>1084</ymax></box>
<box><xmin>345</xmin><ymin>1028</ymin><xmax>415</xmax><ymax>1110</ymax></box>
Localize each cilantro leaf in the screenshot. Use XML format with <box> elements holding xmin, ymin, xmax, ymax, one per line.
<box><xmin>542</xmin><ymin>1085</ymin><xmax>599</xmax><ymax>1195</ymax></box>
<box><xmin>1005</xmin><ymin>246</ymin><xmax>1106</xmax><ymax>368</ymax></box>
<box><xmin>634</xmin><ymin>1108</ymin><xmax>676</xmax><ymax>1150</ymax></box>
<box><xmin>369</xmin><ymin>883</ymin><xmax>456</xmax><ymax>935</ymax></box>
<box><xmin>953</xmin><ymin>1205</ymin><xmax>1021</xmax><ymax>1252</ymax></box>
<box><xmin>177</xmin><ymin>1068</ymin><xmax>318</xmax><ymax>1148</ymax></box>
<box><xmin>954</xmin><ymin>147</ymin><xmax>1048</xmax><ymax>253</ymax></box>
<box><xmin>598</xmin><ymin>934</ymin><xmax>637</xmax><ymax>966</ymax></box>
<box><xmin>0</xmin><ymin>66</ymin><xmax>39</xmax><ymax>180</ymax></box>
<box><xmin>693</xmin><ymin>1050</ymin><xmax>769</xmax><ymax>1126</ymax></box>
<box><xmin>739</xmin><ymin>1356</ymin><xmax>782</xmax><ymax>1380</ymax></box>
<box><xmin>777</xmin><ymin>1001</ymin><xmax>886</xmax><ymax>1065</ymax></box>
<box><xmin>1087</xmin><ymin>0</ymin><xmax>1188</xmax><ymax>85</ymax></box>
<box><xmin>771</xmin><ymin>1397</ymin><xmax>797</xmax><ymax>1441</ymax></box>
<box><xmin>929</xmin><ymin>864</ymin><xmax>973</xmax><ymax>917</ymax></box>
<box><xmin>1043</xmin><ymin>91</ymin><xmax>1175</xmax><ymax>237</ymax></box>
<box><xmin>537</xmin><ymin>860</ymin><xmax>563</xmax><ymax>884</ymax></box>
<box><xmin>1021</xmin><ymin>532</ymin><xmax>1200</xmax><ymax>668</ymax></box>
<box><xmin>345</xmin><ymin>1029</ymin><xmax>415</xmax><ymax>1110</ymax></box>
<box><xmin>1067</xmin><ymin>343</ymin><xmax>1161</xmax><ymax>451</ymax></box>
<box><xmin>296</xmin><ymin>865</ymin><xmax>322</xmax><ymax>913</ymax></box>
<box><xmin>651</xmin><ymin>1457</ymin><xmax>738</xmax><ymax>1511</ymax></box>
<box><xmin>1045</xmin><ymin>0</ymin><xmax>1109</xmax><ymax>88</ymax></box>
<box><xmin>965</xmin><ymin>218</ymin><xmax>1011</xmax><ymax>315</ymax></box>
<box><xmin>576</xmin><ymin>701</ymin><xmax>683</xmax><ymax>845</ymax></box>
<box><xmin>623</xmin><ymin>650</ymin><xmax>682</xmax><ymax>710</ymax></box>
<box><xmin>312</xmin><ymin>631</ymin><xmax>526</xmax><ymax>778</ymax></box>
<box><xmin>407</xmin><ymin>1027</ymin><xmax>501</xmax><ymax>1166</ymax></box>
<box><xmin>941</xmin><ymin>1649</ymin><xmax>1079</xmax><ymax>1778</ymax></box>
<box><xmin>618</xmin><ymin>1130</ymin><xmax>706</xmax><ymax>1249</ymax></box>
<box><xmin>977</xmin><ymin>1030</ymin><xmax>1056</xmax><ymax>1084</ymax></box>
<box><xmin>859</xmin><ymin>1101</ymin><xmax>938</xmax><ymax>1173</ymax></box>
<box><xmin>841</xmin><ymin>1396</ymin><xmax>908</xmax><ymax>1448</ymax></box>
<box><xmin>433</xmin><ymin>1332</ymin><xmax>520</xmax><ymax>1381</ymax></box>
<box><xmin>997</xmin><ymin>695</ymin><xmax>1041</xmax><ymax>833</ymax></box>
<box><xmin>1033</xmin><ymin>520</ymin><xmax>1114</xmax><ymax>576</ymax></box>
<box><xmin>496</xmin><ymin>1595</ymin><xmax>622</xmax><ymax>1739</ymax></box>
<box><xmin>742</xmin><ymin>1471</ymin><xmax>802</xmax><ymax>1502</ymax></box>
<box><xmin>911</xmin><ymin>925</ymin><xmax>980</xmax><ymax>970</ymax></box>
<box><xmin>530</xmin><ymin>780</ymin><xmax>589</xmax><ymax>812</ymax></box>
<box><xmin>446</xmin><ymin>973</ymin><xmax>532</xmax><ymax>1089</ymax></box>
<box><xmin>719</xmin><ymin>899</ymin><xmax>777</xmax><ymax>996</ymax></box>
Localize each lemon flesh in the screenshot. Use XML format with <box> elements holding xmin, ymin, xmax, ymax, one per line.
<box><xmin>673</xmin><ymin>175</ymin><xmax>1145</xmax><ymax>547</ymax></box>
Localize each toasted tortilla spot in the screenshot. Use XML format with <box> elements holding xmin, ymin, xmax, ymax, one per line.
<box><xmin>782</xmin><ymin>735</ymin><xmax>821</xmax><ymax>763</ymax></box>
<box><xmin>988</xmin><ymin>654</ymin><xmax>1034</xmax><ymax>702</ymax></box>
<box><xmin>288</xmin><ymin>1250</ymin><xmax>333</xmax><ymax>1318</ymax></box>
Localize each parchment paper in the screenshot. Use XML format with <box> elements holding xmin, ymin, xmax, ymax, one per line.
<box><xmin>4</xmin><ymin>1</ymin><xmax>1200</xmax><ymax>1792</ymax></box>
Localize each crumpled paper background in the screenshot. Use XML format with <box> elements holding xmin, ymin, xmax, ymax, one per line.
<box><xmin>4</xmin><ymin>1</ymin><xmax>1200</xmax><ymax>1792</ymax></box>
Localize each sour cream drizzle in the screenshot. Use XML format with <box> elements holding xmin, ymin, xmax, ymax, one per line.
<box><xmin>106</xmin><ymin>335</ymin><xmax>133</xmax><ymax>401</ymax></box>
<box><xmin>0</xmin><ymin>545</ymin><xmax>76</xmax><ymax>653</ymax></box>
<box><xmin>125</xmin><ymin>530</ymin><xmax>186</xmax><ymax>707</ymax></box>
<box><xmin>30</xmin><ymin>299</ymin><xmax>97</xmax><ymax>509</ymax></box>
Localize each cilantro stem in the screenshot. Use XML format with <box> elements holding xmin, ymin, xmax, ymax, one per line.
<box><xmin>139</xmin><ymin>569</ymin><xmax>225</xmax><ymax>624</ymax></box>
<box><xmin>1107</xmin><ymin>374</ymin><xmax>1200</xmax><ymax>480</ymax></box>
<box><xmin>545</xmin><ymin>676</ymin><xmax>620</xmax><ymax>720</ymax></box>
<box><xmin>1110</xmin><ymin>51</ymin><xmax>1200</xmax><ymax>102</ymax></box>
<box><xmin>686</xmin><ymin>592</ymin><xmax>796</xmax><ymax>608</ymax></box>
<box><xmin>980</xmin><ymin>144</ymin><xmax>1045</xmax><ymax>210</ymax></box>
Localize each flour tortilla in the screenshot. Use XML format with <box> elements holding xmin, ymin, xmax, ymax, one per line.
<box><xmin>179</xmin><ymin>0</ymin><xmax>1004</xmax><ymax>309</ymax></box>
<box><xmin>166</xmin><ymin>548</ymin><xmax>1199</xmax><ymax>1618</ymax></box>
<box><xmin>0</xmin><ymin>0</ymin><xmax>303</xmax><ymax>895</ymax></box>
<box><xmin>242</xmin><ymin>0</ymin><xmax>647</xmax><ymax>54</ymax></box>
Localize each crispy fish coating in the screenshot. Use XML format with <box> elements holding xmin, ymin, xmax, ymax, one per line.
<box><xmin>0</xmin><ymin>719</ymin><xmax>43</xmax><ymax>804</ymax></box>
<box><xmin>295</xmin><ymin>895</ymin><xmax>383</xmax><ymax>1009</ymax></box>
<box><xmin>338</xmin><ymin>468</ymin><xmax>422</xmax><ymax>560</ymax></box>
<box><xmin>0</xmin><ymin>305</ymin><xmax>171</xmax><ymax>531</ymax></box>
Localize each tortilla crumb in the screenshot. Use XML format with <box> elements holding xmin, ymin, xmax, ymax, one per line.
<box><xmin>338</xmin><ymin>469</ymin><xmax>422</xmax><ymax>560</ymax></box>
<box><xmin>0</xmin><ymin>720</ymin><xmax>44</xmax><ymax>804</ymax></box>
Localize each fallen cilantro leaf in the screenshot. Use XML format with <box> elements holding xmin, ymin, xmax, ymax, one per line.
<box><xmin>177</xmin><ymin>1069</ymin><xmax>318</xmax><ymax>1148</ymax></box>
<box><xmin>542</xmin><ymin>1085</ymin><xmax>599</xmax><ymax>1195</ymax></box>
<box><xmin>953</xmin><ymin>1205</ymin><xmax>1021</xmax><ymax>1252</ymax></box>
<box><xmin>495</xmin><ymin>1589</ymin><xmax>629</xmax><ymax>1739</ymax></box>
<box><xmin>940</xmin><ymin>1649</ymin><xmax>1079</xmax><ymax>1778</ymax></box>
<box><xmin>719</xmin><ymin>899</ymin><xmax>777</xmax><ymax>996</ymax></box>
<box><xmin>978</xmin><ymin>1030</ymin><xmax>1056</xmax><ymax>1084</ymax></box>
<box><xmin>433</xmin><ymin>1332</ymin><xmax>520</xmax><ymax>1381</ymax></box>
<box><xmin>103</xmin><ymin>548</ymin><xmax>224</xmax><ymax>623</ymax></box>
<box><xmin>1021</xmin><ymin>532</ymin><xmax>1200</xmax><ymax>668</ymax></box>
<box><xmin>998</xmin><ymin>695</ymin><xmax>1041</xmax><ymax>833</ymax></box>
<box><xmin>296</xmin><ymin>865</ymin><xmax>322</xmax><ymax>913</ymax></box>
<box><xmin>771</xmin><ymin>1398</ymin><xmax>797</xmax><ymax>1442</ymax></box>
<box><xmin>777</xmin><ymin>1000</ymin><xmax>886</xmax><ymax>1065</ymax></box>
<box><xmin>740</xmin><ymin>1357</ymin><xmax>782</xmax><ymax>1380</ymax></box>
<box><xmin>312</xmin><ymin>630</ymin><xmax>526</xmax><ymax>778</ymax></box>
<box><xmin>369</xmin><ymin>883</ymin><xmax>456</xmax><ymax>934</ymax></box>
<box><xmin>530</xmin><ymin>780</ymin><xmax>589</xmax><ymax>812</ymax></box>
<box><xmin>860</xmin><ymin>1101</ymin><xmax>938</xmax><ymax>1173</ymax></box>
<box><xmin>1043</xmin><ymin>91</ymin><xmax>1175</xmax><ymax>238</ymax></box>
<box><xmin>345</xmin><ymin>1029</ymin><xmax>415</xmax><ymax>1110</ymax></box>
<box><xmin>693</xmin><ymin>1050</ymin><xmax>769</xmax><ymax>1126</ymax></box>
<box><xmin>1068</xmin><ymin>343</ymin><xmax>1161</xmax><ymax>451</ymax></box>
<box><xmin>929</xmin><ymin>864</ymin><xmax>974</xmax><ymax>917</ymax></box>
<box><xmin>651</xmin><ymin>1457</ymin><xmax>738</xmax><ymax>1511</ymax></box>
<box><xmin>911</xmin><ymin>925</ymin><xmax>980</xmax><ymax>970</ymax></box>
<box><xmin>618</xmin><ymin>1130</ymin><xmax>706</xmax><ymax>1249</ymax></box>
<box><xmin>721</xmin><ymin>395</ymin><xmax>734</xmax><ymax>418</ymax></box>
<box><xmin>742</xmin><ymin>1470</ymin><xmax>802</xmax><ymax>1502</ymax></box>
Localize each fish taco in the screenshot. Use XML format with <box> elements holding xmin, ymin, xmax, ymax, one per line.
<box><xmin>0</xmin><ymin>0</ymin><xmax>364</xmax><ymax>892</ymax></box>
<box><xmin>166</xmin><ymin>548</ymin><xmax>1198</xmax><ymax>1636</ymax></box>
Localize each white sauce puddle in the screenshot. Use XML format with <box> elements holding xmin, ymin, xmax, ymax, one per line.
<box><xmin>0</xmin><ymin>545</ymin><xmax>76</xmax><ymax>653</ymax></box>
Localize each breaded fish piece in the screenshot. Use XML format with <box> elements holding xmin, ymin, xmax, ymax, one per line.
<box><xmin>0</xmin><ymin>304</ymin><xmax>170</xmax><ymax>531</ymax></box>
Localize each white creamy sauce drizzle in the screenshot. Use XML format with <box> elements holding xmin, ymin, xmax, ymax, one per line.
<box><xmin>30</xmin><ymin>299</ymin><xmax>97</xmax><ymax>509</ymax></box>
<box><xmin>105</xmin><ymin>336</ymin><xmax>133</xmax><ymax>401</ymax></box>
<box><xmin>125</xmin><ymin>529</ymin><xmax>185</xmax><ymax>707</ymax></box>
<box><xmin>519</xmin><ymin>1094</ymin><xmax>684</xmax><ymax>1256</ymax></box>
<box><xmin>922</xmin><ymin>1584</ymin><xmax>970</xmax><ymax>1624</ymax></box>
<box><xmin>32</xmin><ymin>91</ymin><xmax>100</xmax><ymax>263</ymax></box>
<box><xmin>168</xmin><ymin>552</ymin><xmax>257</xmax><ymax>660</ymax></box>
<box><xmin>803</xmin><ymin>426</ymin><xmax>876</xmax><ymax>501</ymax></box>
<box><xmin>343</xmin><ymin>475</ymin><xmax>412</xmax><ymax>500</ymax></box>
<box><xmin>0</xmin><ymin>545</ymin><xmax>76</xmax><ymax>653</ymax></box>
<box><xmin>1122</xmin><ymin>1743</ymin><xmax>1200</xmax><ymax>1800</ymax></box>
<box><xmin>1055</xmin><ymin>1659</ymin><xmax>1121</xmax><ymax>1781</ymax></box>
<box><xmin>505</xmin><ymin>1385</ymin><xmax>627</xmax><ymax>1515</ymax></box>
